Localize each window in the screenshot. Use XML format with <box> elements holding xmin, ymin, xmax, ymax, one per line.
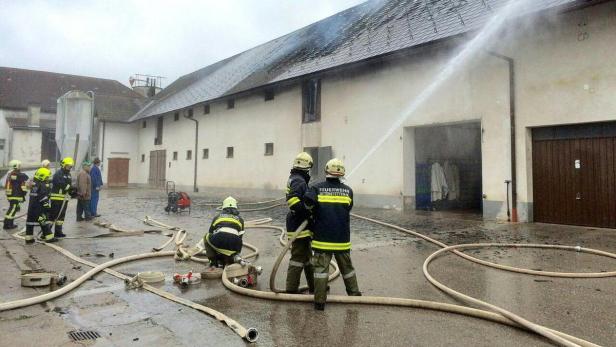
<box><xmin>203</xmin><ymin>104</ymin><xmax>210</xmax><ymax>114</ymax></box>
<box><xmin>186</xmin><ymin>150</ymin><xmax>192</xmax><ymax>160</ymax></box>
<box><xmin>264</xmin><ymin>88</ymin><xmax>275</xmax><ymax>101</ymax></box>
<box><xmin>154</xmin><ymin>117</ymin><xmax>163</xmax><ymax>145</ymax></box>
<box><xmin>227</xmin><ymin>99</ymin><xmax>235</xmax><ymax>109</ymax></box>
<box><xmin>265</xmin><ymin>143</ymin><xmax>274</xmax><ymax>156</ymax></box>
<box><xmin>141</xmin><ymin>154</ymin><xmax>145</xmax><ymax>162</ymax></box>
<box><xmin>202</xmin><ymin>148</ymin><xmax>209</xmax><ymax>159</ymax></box>
<box><xmin>0</xmin><ymin>139</ymin><xmax>5</xmax><ymax>150</ymax></box>
<box><xmin>174</xmin><ymin>112</ymin><xmax>179</xmax><ymax>121</ymax></box>
<box><xmin>142</xmin><ymin>121</ymin><xmax>147</xmax><ymax>128</ymax></box>
<box><xmin>188</xmin><ymin>108</ymin><xmax>193</xmax><ymax>118</ymax></box>
<box><xmin>302</xmin><ymin>79</ymin><xmax>321</xmax><ymax>123</ymax></box>
<box><xmin>173</xmin><ymin>151</ymin><xmax>178</xmax><ymax>160</ymax></box>
<box><xmin>226</xmin><ymin>147</ymin><xmax>234</xmax><ymax>158</ymax></box>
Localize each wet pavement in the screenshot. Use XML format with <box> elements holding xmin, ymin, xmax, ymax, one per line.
<box><xmin>1</xmin><ymin>188</ymin><xmax>615</xmax><ymax>346</ymax></box>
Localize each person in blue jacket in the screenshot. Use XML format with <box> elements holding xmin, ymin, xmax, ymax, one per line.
<box><xmin>90</xmin><ymin>158</ymin><xmax>103</xmax><ymax>217</ymax></box>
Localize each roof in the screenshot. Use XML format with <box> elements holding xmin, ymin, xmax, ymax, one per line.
<box><xmin>131</xmin><ymin>0</ymin><xmax>584</xmax><ymax>121</ymax></box>
<box><xmin>94</xmin><ymin>94</ymin><xmax>147</xmax><ymax>122</ymax></box>
<box><xmin>5</xmin><ymin>117</ymin><xmax>55</xmax><ymax>129</ymax></box>
<box><xmin>0</xmin><ymin>67</ymin><xmax>144</xmax><ymax>114</ymax></box>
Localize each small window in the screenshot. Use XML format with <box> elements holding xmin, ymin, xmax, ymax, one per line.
<box><xmin>226</xmin><ymin>147</ymin><xmax>234</xmax><ymax>158</ymax></box>
<box><xmin>202</xmin><ymin>148</ymin><xmax>209</xmax><ymax>159</ymax></box>
<box><xmin>203</xmin><ymin>104</ymin><xmax>210</xmax><ymax>114</ymax></box>
<box><xmin>264</xmin><ymin>89</ymin><xmax>275</xmax><ymax>101</ymax></box>
<box><xmin>188</xmin><ymin>108</ymin><xmax>193</xmax><ymax>118</ymax></box>
<box><xmin>227</xmin><ymin>99</ymin><xmax>235</xmax><ymax>109</ymax></box>
<box><xmin>141</xmin><ymin>154</ymin><xmax>145</xmax><ymax>162</ymax></box>
<box><xmin>174</xmin><ymin>112</ymin><xmax>179</xmax><ymax>121</ymax></box>
<box><xmin>0</xmin><ymin>139</ymin><xmax>5</xmax><ymax>150</ymax></box>
<box><xmin>173</xmin><ymin>151</ymin><xmax>178</xmax><ymax>160</ymax></box>
<box><xmin>265</xmin><ymin>143</ymin><xmax>274</xmax><ymax>156</ymax></box>
<box><xmin>142</xmin><ymin>121</ymin><xmax>147</xmax><ymax>128</ymax></box>
<box><xmin>186</xmin><ymin>150</ymin><xmax>192</xmax><ymax>160</ymax></box>
<box><xmin>302</xmin><ymin>79</ymin><xmax>321</xmax><ymax>123</ymax></box>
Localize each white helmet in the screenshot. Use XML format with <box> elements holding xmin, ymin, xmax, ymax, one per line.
<box><xmin>9</xmin><ymin>159</ymin><xmax>21</xmax><ymax>170</ymax></box>
<box><xmin>293</xmin><ymin>152</ymin><xmax>313</xmax><ymax>170</ymax></box>
<box><xmin>325</xmin><ymin>158</ymin><xmax>345</xmax><ymax>178</ymax></box>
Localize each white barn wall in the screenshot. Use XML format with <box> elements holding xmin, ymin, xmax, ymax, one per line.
<box><xmin>98</xmin><ymin>121</ymin><xmax>140</xmax><ymax>185</ymax></box>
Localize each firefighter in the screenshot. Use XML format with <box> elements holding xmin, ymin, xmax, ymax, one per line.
<box><xmin>305</xmin><ymin>158</ymin><xmax>361</xmax><ymax>310</ymax></box>
<box><xmin>3</xmin><ymin>160</ymin><xmax>28</xmax><ymax>230</ymax></box>
<box><xmin>285</xmin><ymin>152</ymin><xmax>315</xmax><ymax>294</ymax></box>
<box><xmin>25</xmin><ymin>167</ymin><xmax>55</xmax><ymax>244</ymax></box>
<box><xmin>204</xmin><ymin>197</ymin><xmax>245</xmax><ymax>267</ymax></box>
<box><xmin>49</xmin><ymin>157</ymin><xmax>75</xmax><ymax>237</ymax></box>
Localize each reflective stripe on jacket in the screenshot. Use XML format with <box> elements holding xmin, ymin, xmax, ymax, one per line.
<box><xmin>285</xmin><ymin>170</ymin><xmax>312</xmax><ymax>239</ymax></box>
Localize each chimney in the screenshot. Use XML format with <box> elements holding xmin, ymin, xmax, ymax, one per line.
<box><xmin>27</xmin><ymin>103</ymin><xmax>41</xmax><ymax>127</ymax></box>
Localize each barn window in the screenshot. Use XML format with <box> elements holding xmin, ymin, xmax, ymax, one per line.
<box><xmin>226</xmin><ymin>147</ymin><xmax>234</xmax><ymax>158</ymax></box>
<box><xmin>141</xmin><ymin>154</ymin><xmax>145</xmax><ymax>162</ymax></box>
<box><xmin>154</xmin><ymin>117</ymin><xmax>163</xmax><ymax>145</ymax></box>
<box><xmin>265</xmin><ymin>143</ymin><xmax>274</xmax><ymax>156</ymax></box>
<box><xmin>264</xmin><ymin>88</ymin><xmax>275</xmax><ymax>101</ymax></box>
<box><xmin>302</xmin><ymin>79</ymin><xmax>321</xmax><ymax>123</ymax></box>
<box><xmin>173</xmin><ymin>151</ymin><xmax>178</xmax><ymax>160</ymax></box>
<box><xmin>187</xmin><ymin>108</ymin><xmax>193</xmax><ymax>118</ymax></box>
<box><xmin>174</xmin><ymin>112</ymin><xmax>179</xmax><ymax>121</ymax></box>
<box><xmin>202</xmin><ymin>148</ymin><xmax>209</xmax><ymax>159</ymax></box>
<box><xmin>227</xmin><ymin>99</ymin><xmax>235</xmax><ymax>109</ymax></box>
<box><xmin>0</xmin><ymin>139</ymin><xmax>5</xmax><ymax>150</ymax></box>
<box><xmin>203</xmin><ymin>104</ymin><xmax>210</xmax><ymax>114</ymax></box>
<box><xmin>186</xmin><ymin>150</ymin><xmax>192</xmax><ymax>160</ymax></box>
<box><xmin>142</xmin><ymin>121</ymin><xmax>146</xmax><ymax>128</ymax></box>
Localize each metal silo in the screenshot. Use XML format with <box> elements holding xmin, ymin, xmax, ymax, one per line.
<box><xmin>55</xmin><ymin>90</ymin><xmax>94</xmax><ymax>167</ymax></box>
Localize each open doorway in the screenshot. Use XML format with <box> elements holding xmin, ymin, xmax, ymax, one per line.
<box><xmin>414</xmin><ymin>122</ymin><xmax>482</xmax><ymax>213</ymax></box>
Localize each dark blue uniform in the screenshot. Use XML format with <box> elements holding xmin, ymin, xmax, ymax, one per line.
<box><xmin>204</xmin><ymin>208</ymin><xmax>245</xmax><ymax>266</ymax></box>
<box><xmin>3</xmin><ymin>170</ymin><xmax>28</xmax><ymax>229</ymax></box>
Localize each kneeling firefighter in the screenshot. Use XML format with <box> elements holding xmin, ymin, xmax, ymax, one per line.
<box><xmin>49</xmin><ymin>157</ymin><xmax>76</xmax><ymax>238</ymax></box>
<box><xmin>285</xmin><ymin>152</ymin><xmax>315</xmax><ymax>294</ymax></box>
<box><xmin>305</xmin><ymin>158</ymin><xmax>361</xmax><ymax>310</ymax></box>
<box><xmin>204</xmin><ymin>197</ymin><xmax>245</xmax><ymax>267</ymax></box>
<box><xmin>25</xmin><ymin>168</ymin><xmax>55</xmax><ymax>244</ymax></box>
<box><xmin>3</xmin><ymin>160</ymin><xmax>28</xmax><ymax>230</ymax></box>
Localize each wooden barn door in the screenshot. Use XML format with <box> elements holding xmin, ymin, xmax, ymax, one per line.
<box><xmin>107</xmin><ymin>158</ymin><xmax>129</xmax><ymax>187</ymax></box>
<box><xmin>533</xmin><ymin>123</ymin><xmax>616</xmax><ymax>228</ymax></box>
<box><xmin>148</xmin><ymin>150</ymin><xmax>166</xmax><ymax>187</ymax></box>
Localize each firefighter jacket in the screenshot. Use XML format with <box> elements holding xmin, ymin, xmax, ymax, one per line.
<box><xmin>304</xmin><ymin>178</ymin><xmax>353</xmax><ymax>252</ymax></box>
<box><xmin>208</xmin><ymin>208</ymin><xmax>245</xmax><ymax>236</ymax></box>
<box><xmin>28</xmin><ymin>180</ymin><xmax>52</xmax><ymax>216</ymax></box>
<box><xmin>51</xmin><ymin>169</ymin><xmax>74</xmax><ymax>201</ymax></box>
<box><xmin>5</xmin><ymin>170</ymin><xmax>28</xmax><ymax>201</ymax></box>
<box><xmin>286</xmin><ymin>169</ymin><xmax>313</xmax><ymax>239</ymax></box>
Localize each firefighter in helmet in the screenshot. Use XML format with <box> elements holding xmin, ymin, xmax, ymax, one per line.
<box><xmin>49</xmin><ymin>157</ymin><xmax>76</xmax><ymax>238</ymax></box>
<box><xmin>25</xmin><ymin>167</ymin><xmax>55</xmax><ymax>244</ymax></box>
<box><xmin>3</xmin><ymin>160</ymin><xmax>28</xmax><ymax>230</ymax></box>
<box><xmin>204</xmin><ymin>197</ymin><xmax>245</xmax><ymax>267</ymax></box>
<box><xmin>284</xmin><ymin>152</ymin><xmax>315</xmax><ymax>293</ymax></box>
<box><xmin>305</xmin><ymin>158</ymin><xmax>361</xmax><ymax>310</ymax></box>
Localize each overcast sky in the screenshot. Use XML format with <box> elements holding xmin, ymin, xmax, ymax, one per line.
<box><xmin>0</xmin><ymin>0</ymin><xmax>365</xmax><ymax>87</ymax></box>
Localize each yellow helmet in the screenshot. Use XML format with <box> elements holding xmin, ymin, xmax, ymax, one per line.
<box><xmin>222</xmin><ymin>196</ymin><xmax>238</xmax><ymax>209</ymax></box>
<box><xmin>325</xmin><ymin>158</ymin><xmax>345</xmax><ymax>178</ymax></box>
<box><xmin>34</xmin><ymin>167</ymin><xmax>52</xmax><ymax>182</ymax></box>
<box><xmin>61</xmin><ymin>157</ymin><xmax>74</xmax><ymax>169</ymax></box>
<box><xmin>8</xmin><ymin>159</ymin><xmax>21</xmax><ymax>170</ymax></box>
<box><xmin>293</xmin><ymin>152</ymin><xmax>313</xmax><ymax>170</ymax></box>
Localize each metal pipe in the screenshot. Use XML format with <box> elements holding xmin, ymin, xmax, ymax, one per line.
<box><xmin>184</xmin><ymin>113</ymin><xmax>199</xmax><ymax>192</ymax></box>
<box><xmin>487</xmin><ymin>51</ymin><xmax>518</xmax><ymax>222</ymax></box>
<box><xmin>87</xmin><ymin>91</ymin><xmax>95</xmax><ymax>161</ymax></box>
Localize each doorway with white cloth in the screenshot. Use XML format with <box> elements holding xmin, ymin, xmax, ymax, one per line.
<box><xmin>413</xmin><ymin>122</ymin><xmax>482</xmax><ymax>213</ymax></box>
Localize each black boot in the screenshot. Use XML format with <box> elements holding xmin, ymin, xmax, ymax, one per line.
<box><xmin>314</xmin><ymin>302</ymin><xmax>325</xmax><ymax>311</ymax></box>
<box><xmin>54</xmin><ymin>229</ymin><xmax>67</xmax><ymax>238</ymax></box>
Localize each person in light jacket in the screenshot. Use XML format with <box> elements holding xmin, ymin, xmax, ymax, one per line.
<box><xmin>76</xmin><ymin>161</ymin><xmax>93</xmax><ymax>221</ymax></box>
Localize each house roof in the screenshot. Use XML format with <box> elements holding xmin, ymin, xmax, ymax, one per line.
<box><xmin>94</xmin><ymin>94</ymin><xmax>147</xmax><ymax>122</ymax></box>
<box><xmin>131</xmin><ymin>0</ymin><xmax>584</xmax><ymax>121</ymax></box>
<box><xmin>0</xmin><ymin>67</ymin><xmax>144</xmax><ymax>114</ymax></box>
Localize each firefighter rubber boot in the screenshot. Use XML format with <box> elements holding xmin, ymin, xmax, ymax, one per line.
<box><xmin>24</xmin><ymin>226</ymin><xmax>35</xmax><ymax>244</ymax></box>
<box><xmin>314</xmin><ymin>302</ymin><xmax>325</xmax><ymax>311</ymax></box>
<box><xmin>41</xmin><ymin>227</ymin><xmax>57</xmax><ymax>243</ymax></box>
<box><xmin>54</xmin><ymin>225</ymin><xmax>66</xmax><ymax>238</ymax></box>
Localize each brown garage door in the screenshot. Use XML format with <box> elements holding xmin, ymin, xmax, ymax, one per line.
<box><xmin>107</xmin><ymin>158</ymin><xmax>130</xmax><ymax>187</ymax></box>
<box><xmin>533</xmin><ymin>123</ymin><xmax>616</xmax><ymax>228</ymax></box>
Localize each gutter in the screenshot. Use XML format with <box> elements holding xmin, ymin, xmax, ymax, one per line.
<box><xmin>487</xmin><ymin>51</ymin><xmax>517</xmax><ymax>223</ymax></box>
<box><xmin>184</xmin><ymin>113</ymin><xmax>199</xmax><ymax>192</ymax></box>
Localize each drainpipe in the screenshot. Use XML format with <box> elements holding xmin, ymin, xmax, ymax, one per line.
<box><xmin>487</xmin><ymin>51</ymin><xmax>517</xmax><ymax>223</ymax></box>
<box><xmin>184</xmin><ymin>113</ymin><xmax>199</xmax><ymax>192</ymax></box>
<box><xmin>101</xmin><ymin>121</ymin><xmax>106</xmax><ymax>166</ymax></box>
<box><xmin>87</xmin><ymin>91</ymin><xmax>95</xmax><ymax>161</ymax></box>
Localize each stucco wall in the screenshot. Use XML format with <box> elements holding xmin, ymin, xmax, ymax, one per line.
<box><xmin>0</xmin><ymin>110</ymin><xmax>9</xmax><ymax>167</ymax></box>
<box><xmin>11</xmin><ymin>129</ymin><xmax>42</xmax><ymax>166</ymax></box>
<box><xmin>98</xmin><ymin>121</ymin><xmax>140</xmax><ymax>184</ymax></box>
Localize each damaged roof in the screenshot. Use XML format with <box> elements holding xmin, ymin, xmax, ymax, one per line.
<box><xmin>0</xmin><ymin>67</ymin><xmax>143</xmax><ymax>114</ymax></box>
<box><xmin>131</xmin><ymin>0</ymin><xmax>583</xmax><ymax>121</ymax></box>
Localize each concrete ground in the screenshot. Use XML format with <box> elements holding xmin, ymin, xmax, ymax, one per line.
<box><xmin>0</xmin><ymin>188</ymin><xmax>614</xmax><ymax>347</ymax></box>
